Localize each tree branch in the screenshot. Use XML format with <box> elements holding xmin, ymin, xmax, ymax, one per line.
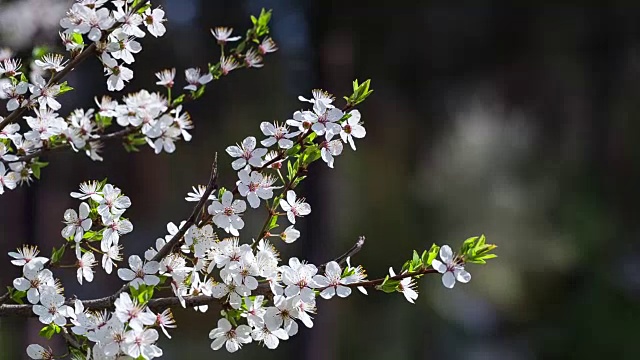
<box><xmin>151</xmin><ymin>155</ymin><xmax>218</xmax><ymax>262</ymax></box>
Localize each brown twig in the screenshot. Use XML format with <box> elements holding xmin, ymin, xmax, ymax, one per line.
<box><xmin>151</xmin><ymin>155</ymin><xmax>218</xmax><ymax>262</ymax></box>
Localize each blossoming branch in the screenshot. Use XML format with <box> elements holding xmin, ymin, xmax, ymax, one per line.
<box><xmin>0</xmin><ymin>1</ymin><xmax>497</xmax><ymax>359</ymax></box>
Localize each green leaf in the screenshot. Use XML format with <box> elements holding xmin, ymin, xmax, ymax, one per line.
<box><xmin>267</xmin><ymin>214</ymin><xmax>279</xmax><ymax>231</ymax></box>
<box><xmin>32</xmin><ymin>46</ymin><xmax>49</xmax><ymax>60</ymax></box>
<box><xmin>460</xmin><ymin>234</ymin><xmax>497</xmax><ymax>264</ymax></box>
<box><xmin>39</xmin><ymin>324</ymin><xmax>60</xmax><ymax>339</ymax></box>
<box><xmin>377</xmin><ymin>275</ymin><xmax>399</xmax><ymax>293</ymax></box>
<box><xmin>172</xmin><ymin>94</ymin><xmax>186</xmax><ymax>107</ymax></box>
<box><xmin>71</xmin><ymin>32</ymin><xmax>84</xmax><ymax>46</ymax></box>
<box><xmin>51</xmin><ymin>245</ymin><xmax>66</xmax><ymax>264</ymax></box>
<box><xmin>423</xmin><ymin>244</ymin><xmax>440</xmax><ymax>267</ymax></box>
<box><xmin>193</xmin><ymin>85</ymin><xmax>206</xmax><ymax>99</ymax></box>
<box><xmin>7</xmin><ymin>286</ymin><xmax>26</xmax><ymax>305</ymax></box>
<box><xmin>130</xmin><ymin>284</ymin><xmax>155</xmax><ymax>305</ymax></box>
<box><xmin>58</xmin><ymin>81</ymin><xmax>74</xmax><ymax>95</ymax></box>
<box><xmin>30</xmin><ymin>160</ymin><xmax>48</xmax><ymax>180</ymax></box>
<box><xmin>94</xmin><ymin>114</ymin><xmax>113</xmax><ymax>129</ymax></box>
<box><xmin>346</xmin><ymin>79</ymin><xmax>374</xmax><ymax>107</ymax></box>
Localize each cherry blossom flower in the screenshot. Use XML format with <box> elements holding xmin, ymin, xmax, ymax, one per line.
<box><xmin>242</xmin><ymin>295</ymin><xmax>266</xmax><ymax>327</ymax></box>
<box><xmin>389</xmin><ymin>267</ymin><xmax>418</xmax><ymax>304</ymax></box>
<box><xmin>155</xmin><ymin>68</ymin><xmax>175</xmax><ymax>88</ymax></box>
<box><xmin>97</xmin><ymin>184</ymin><xmax>131</xmax><ymax>218</ymax></box>
<box><xmin>100</xmin><ymin>243</ymin><xmax>122</xmax><ymax>275</ymax></box>
<box><xmin>107</xmin><ymin>29</ymin><xmax>142</xmax><ymax>64</ymax></box>
<box><xmin>220</xmin><ymin>56</ymin><xmax>240</xmax><ymax>76</ymax></box>
<box><xmin>313</xmin><ymin>261</ymin><xmax>351</xmax><ymax>299</ymax></box>
<box><xmin>0</xmin><ymin>58</ymin><xmax>22</xmax><ymax>77</ymax></box>
<box><xmin>237</xmin><ymin>169</ymin><xmax>275</xmax><ymax>208</ymax></box>
<box><xmin>340</xmin><ymin>109</ymin><xmax>366</xmax><ymax>150</ymax></box>
<box><xmin>278</xmin><ymin>225</ymin><xmax>300</xmax><ymax>243</ymax></box>
<box><xmin>260</xmin><ymin>121</ymin><xmax>294</xmax><ymax>149</ymax></box>
<box><xmin>143</xmin><ymin>7</ymin><xmax>167</xmax><ymax>37</ymax></box>
<box><xmin>184</xmin><ymin>67</ymin><xmax>213</xmax><ymax>91</ymax></box>
<box><xmin>2</xmin><ymin>80</ymin><xmax>28</xmax><ymax>111</ymax></box>
<box><xmin>209</xmin><ymin>318</ymin><xmax>252</xmax><ymax>353</ymax></box>
<box><xmin>117</xmin><ymin>255</ymin><xmax>160</xmax><ymax>289</ymax></box>
<box><xmin>258</xmin><ymin>37</ymin><xmax>278</xmax><ymax>55</ymax></box>
<box><xmin>0</xmin><ymin>162</ymin><xmax>17</xmax><ymax>194</ymax></box>
<box><xmin>8</xmin><ymin>245</ymin><xmax>48</xmax><ymax>268</ymax></box>
<box><xmin>124</xmin><ymin>328</ymin><xmax>163</xmax><ymax>359</ymax></box>
<box><xmin>308</xmin><ymin>101</ymin><xmax>343</xmax><ymax>138</ymax></box>
<box><xmin>28</xmin><ymin>75</ymin><xmax>61</xmax><ymax>110</ymax></box>
<box><xmin>70</xmin><ymin>180</ymin><xmax>103</xmax><ymax>201</ymax></box>
<box><xmin>343</xmin><ymin>256</ymin><xmax>368</xmax><ymax>295</ymax></box>
<box><xmin>226</xmin><ymin>136</ymin><xmax>267</xmax><ymax>170</ymax></box>
<box><xmin>113</xmin><ymin>5</ymin><xmax>146</xmax><ymax>38</ymax></box>
<box><xmin>32</xmin><ymin>289</ymin><xmax>72</xmax><ymax>325</ymax></box>
<box><xmin>286</xmin><ymin>110</ymin><xmax>314</xmax><ymax>136</ymax></box>
<box><xmin>210</xmin><ymin>27</ymin><xmax>241</xmax><ymax>44</ymax></box>
<box><xmin>185</xmin><ymin>185</ymin><xmax>216</xmax><ymax>202</ymax></box>
<box><xmin>208</xmin><ymin>237</ymin><xmax>252</xmax><ymax>271</ymax></box>
<box><xmin>320</xmin><ymin>139</ymin><xmax>344</xmax><ymax>168</ymax></box>
<box><xmin>279</xmin><ymin>190</ymin><xmax>311</xmax><ymax>224</ymax></box>
<box><xmin>298</xmin><ymin>89</ymin><xmax>335</xmax><ymax>108</ymax></box>
<box><xmin>431</xmin><ymin>245</ymin><xmax>471</xmax><ymax>289</ymax></box>
<box><xmin>34</xmin><ymin>53</ymin><xmax>68</xmax><ymax>72</ymax></box>
<box><xmin>251</xmin><ymin>324</ymin><xmax>289</xmax><ymax>350</ymax></box>
<box><xmin>244</xmin><ymin>48</ymin><xmax>263</xmax><ymax>68</ymax></box>
<box><xmin>102</xmin><ymin>215</ymin><xmax>133</xmax><ymax>248</ymax></box>
<box><xmin>280</xmin><ymin>257</ymin><xmax>318</xmax><ymax>304</ymax></box>
<box><xmin>264</xmin><ymin>296</ymin><xmax>299</xmax><ymax>336</ymax></box>
<box><xmin>76</xmin><ymin>251</ymin><xmax>96</xmax><ymax>284</ymax></box>
<box><xmin>101</xmin><ymin>53</ymin><xmax>133</xmax><ymax>91</ymax></box>
<box><xmin>211</xmin><ymin>277</ymin><xmax>251</xmax><ymax>309</ymax></box>
<box><xmin>26</xmin><ymin>344</ymin><xmax>54</xmax><ymax>360</ymax></box>
<box><xmin>208</xmin><ymin>191</ymin><xmax>246</xmax><ymax>236</ymax></box>
<box><xmin>13</xmin><ymin>263</ymin><xmax>55</xmax><ymax>304</ymax></box>
<box><xmin>62</xmin><ymin>202</ymin><xmax>92</xmax><ymax>243</ymax></box>
<box><xmin>155</xmin><ymin>308</ymin><xmax>176</xmax><ymax>338</ymax></box>
<box><xmin>114</xmin><ymin>293</ymin><xmax>156</xmax><ymax>329</ymax></box>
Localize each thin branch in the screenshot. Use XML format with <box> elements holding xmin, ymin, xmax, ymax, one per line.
<box><xmin>318</xmin><ymin>236</ymin><xmax>366</xmax><ymax>273</ymax></box>
<box><xmin>61</xmin><ymin>327</ymin><xmax>83</xmax><ymax>350</ymax></box>
<box><xmin>151</xmin><ymin>155</ymin><xmax>218</xmax><ymax>262</ymax></box>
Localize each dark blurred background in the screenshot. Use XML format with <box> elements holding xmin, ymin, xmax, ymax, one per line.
<box><xmin>2</xmin><ymin>1</ymin><xmax>640</xmax><ymax>359</ymax></box>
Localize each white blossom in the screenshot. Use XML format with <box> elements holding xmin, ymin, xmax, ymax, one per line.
<box><xmin>389</xmin><ymin>267</ymin><xmax>418</xmax><ymax>304</ymax></box>
<box><xmin>123</xmin><ymin>327</ymin><xmax>163</xmax><ymax>359</ymax></box>
<box><xmin>143</xmin><ymin>7</ymin><xmax>166</xmax><ymax>37</ymax></box>
<box><xmin>77</xmin><ymin>251</ymin><xmax>96</xmax><ymax>284</ymax></box>
<box><xmin>208</xmin><ymin>191</ymin><xmax>246</xmax><ymax>236</ymax></box>
<box><xmin>226</xmin><ymin>136</ymin><xmax>267</xmax><ymax>170</ymax></box>
<box><xmin>260</xmin><ymin>121</ymin><xmax>294</xmax><ymax>149</ymax></box>
<box><xmin>32</xmin><ymin>289</ymin><xmax>72</xmax><ymax>325</ymax></box>
<box><xmin>62</xmin><ymin>202</ymin><xmax>92</xmax><ymax>243</ymax></box>
<box><xmin>34</xmin><ymin>53</ymin><xmax>68</xmax><ymax>72</ymax></box>
<box><xmin>117</xmin><ymin>255</ymin><xmax>160</xmax><ymax>289</ymax></box>
<box><xmin>8</xmin><ymin>245</ymin><xmax>48</xmax><ymax>268</ymax></box>
<box><xmin>210</xmin><ymin>27</ymin><xmax>241</xmax><ymax>44</ymax></box>
<box><xmin>237</xmin><ymin>169</ymin><xmax>275</xmax><ymax>208</ymax></box>
<box><xmin>185</xmin><ymin>185</ymin><xmax>216</xmax><ymax>202</ymax></box>
<box><xmin>184</xmin><ymin>67</ymin><xmax>213</xmax><ymax>91</ymax></box>
<box><xmin>431</xmin><ymin>245</ymin><xmax>471</xmax><ymax>289</ymax></box>
<box><xmin>12</xmin><ymin>263</ymin><xmax>55</xmax><ymax>304</ymax></box>
<box><xmin>26</xmin><ymin>344</ymin><xmax>53</xmax><ymax>360</ymax></box>
<box><xmin>279</xmin><ymin>190</ymin><xmax>311</xmax><ymax>224</ymax></box>
<box><xmin>340</xmin><ymin>109</ymin><xmax>366</xmax><ymax>150</ymax></box>
<box><xmin>313</xmin><ymin>261</ymin><xmax>351</xmax><ymax>299</ymax></box>
<box><xmin>209</xmin><ymin>318</ymin><xmax>252</xmax><ymax>353</ymax></box>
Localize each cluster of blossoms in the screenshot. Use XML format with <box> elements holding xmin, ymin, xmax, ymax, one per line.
<box><xmin>0</xmin><ymin>3</ymin><xmax>497</xmax><ymax>359</ymax></box>
<box><xmin>2</xmin><ymin>86</ymin><xmax>490</xmax><ymax>359</ymax></box>
<box><xmin>0</xmin><ymin>1</ymin><xmax>279</xmax><ymax>198</ymax></box>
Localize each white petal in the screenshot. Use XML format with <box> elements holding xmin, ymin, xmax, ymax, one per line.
<box><xmin>442</xmin><ymin>271</ymin><xmax>456</xmax><ymax>289</ymax></box>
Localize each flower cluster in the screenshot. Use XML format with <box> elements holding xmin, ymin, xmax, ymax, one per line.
<box><xmin>0</xmin><ymin>3</ymin><xmax>279</xmax><ymax>198</ymax></box>
<box><xmin>0</xmin><ymin>3</ymin><xmax>500</xmax><ymax>358</ymax></box>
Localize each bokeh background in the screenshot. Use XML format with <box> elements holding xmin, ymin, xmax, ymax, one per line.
<box><xmin>2</xmin><ymin>1</ymin><xmax>640</xmax><ymax>359</ymax></box>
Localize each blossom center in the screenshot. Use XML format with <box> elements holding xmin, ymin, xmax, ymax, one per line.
<box><xmin>223</xmin><ymin>207</ymin><xmax>234</xmax><ymax>216</ymax></box>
